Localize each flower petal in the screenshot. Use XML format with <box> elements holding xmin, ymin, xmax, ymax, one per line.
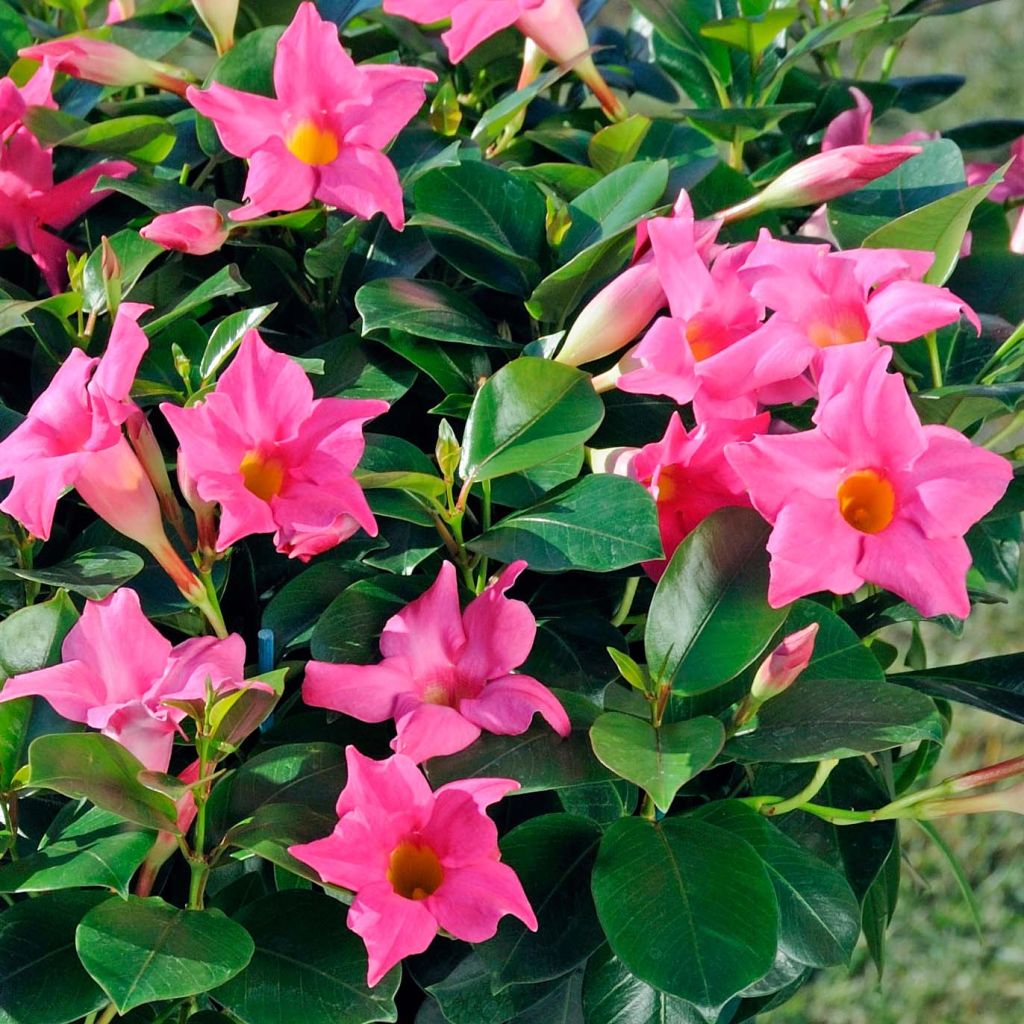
<box><xmin>348</xmin><ymin>880</ymin><xmax>438</xmax><ymax>987</ymax></box>
<box><xmin>459</xmin><ymin>674</ymin><xmax>570</xmax><ymax>738</ymax></box>
<box><xmin>302</xmin><ymin>659</ymin><xmax>412</xmax><ymax>721</ymax></box>
<box><xmin>426</xmin><ymin>859</ymin><xmax>537</xmax><ymax>943</ymax></box>
<box><xmin>392</xmin><ymin>699</ymin><xmax>482</xmax><ymax>764</ymax></box>
<box><xmin>457</xmin><ymin>560</ymin><xmax>535</xmax><ymax>680</ymax></box>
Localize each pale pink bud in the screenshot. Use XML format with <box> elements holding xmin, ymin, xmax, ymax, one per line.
<box><xmin>127</xmin><ymin>409</ymin><xmax>189</xmax><ymax>545</ymax></box>
<box><xmin>192</xmin><ymin>0</ymin><xmax>239</xmax><ymax>56</ymax></box>
<box><xmin>918</xmin><ymin>781</ymin><xmax>1024</xmax><ymax>819</ymax></box>
<box><xmin>177</xmin><ymin>449</ymin><xmax>218</xmax><ymax>558</ymax></box>
<box><xmin>105</xmin><ymin>0</ymin><xmax>135</xmax><ymax>24</ymax></box>
<box><xmin>19</xmin><ymin>38</ymin><xmax>192</xmax><ymax>97</ymax></box>
<box><xmin>140</xmin><ymin>206</ymin><xmax>230</xmax><ymax>256</ymax></box>
<box><xmin>750</xmin><ymin>623</ymin><xmax>819</xmax><ymax>701</ymax></box>
<box><xmin>557</xmin><ymin>257</ymin><xmax>666</xmax><ymax>366</ymax></box>
<box><xmin>719</xmin><ymin>145</ymin><xmax>922</xmax><ymax>223</ymax></box>
<box><xmin>947</xmin><ymin>755</ymin><xmax>1024</xmax><ymax>793</ymax></box>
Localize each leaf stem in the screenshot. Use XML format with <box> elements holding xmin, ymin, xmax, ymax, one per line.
<box><xmin>611</xmin><ymin>577</ymin><xmax>640</xmax><ymax>628</ymax></box>
<box><xmin>757</xmin><ymin>759</ymin><xmax>839</xmax><ymax>816</ymax></box>
<box><xmin>924</xmin><ymin>331</ymin><xmax>943</xmax><ymax>389</ymax></box>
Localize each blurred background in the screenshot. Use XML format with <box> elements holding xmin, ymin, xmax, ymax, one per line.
<box><xmin>599</xmin><ymin>2</ymin><xmax>1024</xmax><ymax>1021</ymax></box>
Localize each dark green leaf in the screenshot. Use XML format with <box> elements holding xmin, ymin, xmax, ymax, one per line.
<box><xmin>145</xmin><ymin>265</ymin><xmax>250</xmax><ymax>335</ymax></box>
<box><xmin>783</xmin><ymin>600</ymin><xmax>884</xmax><ymax>683</ymax></box>
<box><xmin>895</xmin><ymin>654</ymin><xmax>1024</xmax><ymax>722</ymax></box>
<box><xmin>0</xmin><ymin>548</ymin><xmax>143</xmax><ymax>601</ymax></box>
<box><xmin>200</xmin><ymin>306</ymin><xmax>275</xmax><ymax>381</ymax></box>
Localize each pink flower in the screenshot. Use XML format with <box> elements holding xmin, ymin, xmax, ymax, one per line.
<box><xmin>0</xmin><ymin>304</ymin><xmax>202</xmax><ymax>599</ymax></box>
<box><xmin>186</xmin><ymin>2</ymin><xmax>435</xmax><ymax>227</ymax></box>
<box><xmin>822</xmin><ymin>87</ymin><xmax>940</xmax><ymax>152</ymax></box>
<box><xmin>0</xmin><ymin>589</ymin><xmax>248</xmax><ymax>771</ymax></box>
<box><xmin>606</xmin><ymin>412</ymin><xmax>769</xmax><ymax>580</ymax></box>
<box><xmin>750</xmin><ymin>623</ymin><xmax>818</xmax><ymax>700</ymax></box>
<box><xmin>140</xmin><ymin>206</ymin><xmax>230</xmax><ymax>255</ymax></box>
<box><xmin>608</xmin><ymin>216</ymin><xmax>813</xmax><ymax>419</ymax></box>
<box><xmin>302</xmin><ymin>561</ymin><xmax>570</xmax><ymax>762</ymax></box>
<box><xmin>0</xmin><ymin>133</ymin><xmax>132</xmax><ymax>294</ymax></box>
<box><xmin>0</xmin><ymin>60</ymin><xmax>56</xmax><ymax>141</ymax></box>
<box><xmin>738</xmin><ymin>233</ymin><xmax>980</xmax><ymax>356</ymax></box>
<box><xmin>726</xmin><ymin>345</ymin><xmax>1013</xmax><ymax>618</ymax></box>
<box><xmin>719</xmin><ymin>143</ymin><xmax>922</xmax><ymax>223</ymax></box>
<box><xmin>289</xmin><ymin>748</ymin><xmax>536</xmax><ymax>986</ymax></box>
<box><xmin>383</xmin><ymin>0</ymin><xmax>624</xmax><ymax>118</ymax></box>
<box><xmin>966</xmin><ymin>136</ymin><xmax>1024</xmax><ymax>202</ymax></box>
<box><xmin>19</xmin><ymin>37</ymin><xmax>191</xmax><ymax>97</ymax></box>
<box><xmin>161</xmin><ymin>329</ymin><xmax>386</xmax><ymax>560</ymax></box>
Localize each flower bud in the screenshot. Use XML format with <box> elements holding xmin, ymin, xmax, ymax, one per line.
<box><xmin>750</xmin><ymin>623</ymin><xmax>819</xmax><ymax>701</ymax></box>
<box><xmin>947</xmin><ymin>755</ymin><xmax>1024</xmax><ymax>793</ymax></box>
<box><xmin>126</xmin><ymin>409</ymin><xmax>189</xmax><ymax>545</ymax></box>
<box><xmin>192</xmin><ymin>0</ymin><xmax>239</xmax><ymax>57</ymax></box>
<box><xmin>719</xmin><ymin>145</ymin><xmax>922</xmax><ymax>223</ymax></box>
<box><xmin>140</xmin><ymin>206</ymin><xmax>230</xmax><ymax>256</ymax></box>
<box><xmin>100</xmin><ymin>235</ymin><xmax>121</xmax><ymax>317</ymax></box>
<box><xmin>916</xmin><ymin>781</ymin><xmax>1024</xmax><ymax>820</ymax></box>
<box><xmin>177</xmin><ymin>449</ymin><xmax>218</xmax><ymax>561</ymax></box>
<box><xmin>557</xmin><ymin>257</ymin><xmax>665</xmax><ymax>366</ymax></box>
<box><xmin>19</xmin><ymin>38</ymin><xmax>193</xmax><ymax>97</ymax></box>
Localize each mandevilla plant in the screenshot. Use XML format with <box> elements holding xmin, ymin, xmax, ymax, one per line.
<box><xmin>0</xmin><ymin>0</ymin><xmax>1022</xmax><ymax>1022</ymax></box>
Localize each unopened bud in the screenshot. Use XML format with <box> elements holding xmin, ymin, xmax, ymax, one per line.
<box><xmin>192</xmin><ymin>0</ymin><xmax>239</xmax><ymax>56</ymax></box>
<box><xmin>140</xmin><ymin>206</ymin><xmax>230</xmax><ymax>256</ymax></box>
<box><xmin>435</xmin><ymin>419</ymin><xmax>460</xmax><ymax>484</ymax></box>
<box><xmin>917</xmin><ymin>780</ymin><xmax>1024</xmax><ymax>820</ymax></box>
<box><xmin>100</xmin><ymin>235</ymin><xmax>121</xmax><ymax>317</ymax></box>
<box><xmin>750</xmin><ymin>623</ymin><xmax>819</xmax><ymax>702</ymax></box>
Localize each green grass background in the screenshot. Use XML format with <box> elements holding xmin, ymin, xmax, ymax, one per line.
<box><xmin>597</xmin><ymin>2</ymin><xmax>1024</xmax><ymax>1019</ymax></box>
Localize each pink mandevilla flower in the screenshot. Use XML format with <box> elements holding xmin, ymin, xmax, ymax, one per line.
<box><xmin>0</xmin><ymin>589</ymin><xmax>250</xmax><ymax>771</ymax></box>
<box><xmin>185</xmin><ymin>2</ymin><xmax>435</xmax><ymax>226</ymax></box>
<box><xmin>0</xmin><ymin>303</ymin><xmax>203</xmax><ymax>597</ymax></box>
<box><xmin>610</xmin><ymin>213</ymin><xmax>814</xmax><ymax>419</ymax></box>
<box><xmin>140</xmin><ymin>205</ymin><xmax>230</xmax><ymax>256</ymax></box>
<box><xmin>738</xmin><ymin>233</ymin><xmax>980</xmax><ymax>365</ymax></box>
<box><xmin>607</xmin><ymin>412</ymin><xmax>769</xmax><ymax>580</ymax></box>
<box><xmin>967</xmin><ymin>135</ymin><xmax>1024</xmax><ymax>254</ymax></box>
<box><xmin>161</xmin><ymin>329</ymin><xmax>387</xmax><ymax>560</ymax></box>
<box><xmin>289</xmin><ymin>747</ymin><xmax>537</xmax><ymax>985</ymax></box>
<box><xmin>750</xmin><ymin>622</ymin><xmax>819</xmax><ymax>701</ymax></box>
<box><xmin>383</xmin><ymin>0</ymin><xmax>623</xmax><ymax>117</ymax></box>
<box><xmin>0</xmin><ymin>60</ymin><xmax>56</xmax><ymax>140</ymax></box>
<box><xmin>726</xmin><ymin>345</ymin><xmax>1013</xmax><ymax>618</ymax></box>
<box><xmin>303</xmin><ymin>560</ymin><xmax>570</xmax><ymax>762</ymax></box>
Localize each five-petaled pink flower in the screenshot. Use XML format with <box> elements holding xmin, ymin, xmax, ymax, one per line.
<box><xmin>607</xmin><ymin>412</ymin><xmax>769</xmax><ymax>580</ymax></box>
<box><xmin>186</xmin><ymin>2</ymin><xmax>435</xmax><ymax>226</ymax></box>
<box><xmin>302</xmin><ymin>560</ymin><xmax>570</xmax><ymax>762</ymax></box>
<box><xmin>161</xmin><ymin>329</ymin><xmax>387</xmax><ymax>560</ymax></box>
<box><xmin>0</xmin><ymin>303</ymin><xmax>202</xmax><ymax>598</ymax></box>
<box><xmin>726</xmin><ymin>345</ymin><xmax>1013</xmax><ymax>618</ymax></box>
<box><xmin>140</xmin><ymin>205</ymin><xmax>230</xmax><ymax>255</ymax></box>
<box><xmin>0</xmin><ymin>60</ymin><xmax>56</xmax><ymax>141</ymax></box>
<box><xmin>0</xmin><ymin>588</ymin><xmax>249</xmax><ymax>771</ymax></box>
<box><xmin>289</xmin><ymin>747</ymin><xmax>536</xmax><ymax>986</ymax></box>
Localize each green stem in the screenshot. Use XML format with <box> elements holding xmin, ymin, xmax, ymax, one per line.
<box><xmin>95</xmin><ymin>1003</ymin><xmax>119</xmax><ymax>1024</ymax></box>
<box><xmin>194</xmin><ymin>569</ymin><xmax>228</xmax><ymax>639</ymax></box>
<box><xmin>758</xmin><ymin>759</ymin><xmax>839</xmax><ymax>817</ymax></box>
<box><xmin>979</xmin><ymin>315</ymin><xmax>1024</xmax><ymax>381</ymax></box>
<box><xmin>640</xmin><ymin>792</ymin><xmax>656</xmax><ymax>821</ymax></box>
<box><xmin>611</xmin><ymin>577</ymin><xmax>640</xmax><ymax>628</ymax></box>
<box><xmin>475</xmin><ymin>480</ymin><xmax>492</xmax><ymax>594</ymax></box>
<box><xmin>924</xmin><ymin>331</ymin><xmax>944</xmax><ymax>389</ymax></box>
<box><xmin>982</xmin><ymin>409</ymin><xmax>1024</xmax><ymax>452</ymax></box>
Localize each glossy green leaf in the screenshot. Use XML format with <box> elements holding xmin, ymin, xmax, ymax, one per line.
<box><xmin>469</xmin><ymin>474</ymin><xmax>661</xmax><ymax>572</ymax></box>
<box><xmin>700</xmin><ymin>10</ymin><xmax>799</xmax><ymax>54</ymax></box>
<box><xmin>356</xmin><ymin>278</ymin><xmax>509</xmax><ymax>347</ymax></box>
<box><xmin>145</xmin><ymin>265</ymin><xmax>250</xmax><ymax>335</ymax></box>
<box><xmin>895</xmin><ymin>653</ymin><xmax>1024</xmax><ymax>722</ymax></box>
<box><xmin>24</xmin><ymin>733</ymin><xmax>179</xmax><ymax>833</ymax></box>
<box><xmin>0</xmin><ymin>548</ymin><xmax>143</xmax><ymax>601</ymax></box>
<box><xmin>589</xmin><ymin>713</ymin><xmax>724</xmax><ymax>812</ymax></box>
<box><xmin>0</xmin><ymin>589</ymin><xmax>78</xmax><ymax>681</ymax></box>
<box><xmin>690</xmin><ymin>801</ymin><xmax>860</xmax><ymax>968</ymax></box>
<box><xmin>726</xmin><ymin>676</ymin><xmax>944</xmax><ymax>762</ymax></box>
<box><xmin>76</xmin><ymin>896</ymin><xmax>254</xmax><ymax>1012</ymax></box>
<box><xmin>783</xmin><ymin>600</ymin><xmax>884</xmax><ymax>683</ymax></box>
<box><xmin>592</xmin><ymin>817</ymin><xmax>779</xmax><ymax>1009</ymax></box>
<box><xmin>0</xmin><ymin>803</ymin><xmax>155</xmax><ymax>896</ymax></box>
<box><xmin>82</xmin><ymin>230</ymin><xmax>162</xmax><ymax>314</ymax></box>
<box><xmin>0</xmin><ymin>890</ymin><xmax>109</xmax><ymax>1024</ymax></box>
<box><xmin>460</xmin><ymin>358</ymin><xmax>604</xmax><ymax>482</ymax></box>
<box><xmin>476</xmin><ymin>814</ymin><xmax>603</xmax><ymax>988</ymax></box>
<box><xmin>22</xmin><ymin>108</ymin><xmax>176</xmax><ymax>162</ymax></box>
<box><xmin>645</xmin><ymin>507</ymin><xmax>788</xmax><ymax>695</ymax></box>
<box><xmin>588</xmin><ymin>116</ymin><xmax>652</xmax><ymax>175</ymax></box>
<box><xmin>200</xmin><ymin>306</ymin><xmax>276</xmax><ymax>381</ymax></box>
<box><xmin>213</xmin><ymin>891</ymin><xmax>399</xmax><ymax>1024</ymax></box>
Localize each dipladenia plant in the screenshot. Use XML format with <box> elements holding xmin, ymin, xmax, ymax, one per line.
<box><xmin>0</xmin><ymin>0</ymin><xmax>1021</xmax><ymax>1022</ymax></box>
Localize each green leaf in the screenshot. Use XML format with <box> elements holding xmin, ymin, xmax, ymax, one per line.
<box><xmin>144</xmin><ymin>265</ymin><xmax>250</xmax><ymax>335</ymax></box>
<box><xmin>0</xmin><ymin>2</ymin><xmax>31</xmax><ymax>71</ymax></box>
<box><xmin>582</xmin><ymin>945</ymin><xmax>707</xmax><ymax>1024</ymax></box>
<box><xmin>645</xmin><ymin>507</ymin><xmax>788</xmax><ymax>695</ymax></box>
<box><xmin>212</xmin><ymin>891</ymin><xmax>399</xmax><ymax>1024</ymax></box>
<box><xmin>476</xmin><ymin>814</ymin><xmax>603</xmax><ymax>988</ymax></box>
<box><xmin>426</xmin><ymin>721</ymin><xmax>614</xmax><ymax>794</ymax></box>
<box><xmin>0</xmin><ymin>589</ymin><xmax>78</xmax><ymax>679</ymax></box>
<box><xmin>588</xmin><ymin>116</ymin><xmax>652</xmax><ymax>175</ymax></box>
<box><xmin>82</xmin><ymin>229</ymin><xmax>163</xmax><ymax>315</ymax></box>
<box><xmin>0</xmin><ymin>803</ymin><xmax>155</xmax><ymax>896</ymax></box>
<box><xmin>726</xmin><ymin>675</ymin><xmax>944</xmax><ymax>762</ymax></box>
<box><xmin>75</xmin><ymin>896</ymin><xmax>254</xmax><ymax>1013</ymax></box>
<box><xmin>0</xmin><ymin>548</ymin><xmax>143</xmax><ymax>600</ymax></box>
<box><xmin>355</xmin><ymin>278</ymin><xmax>509</xmax><ymax>347</ymax></box>
<box><xmin>589</xmin><ymin>713</ymin><xmax>724</xmax><ymax>812</ymax></box>
<box><xmin>783</xmin><ymin>600</ymin><xmax>884</xmax><ymax>683</ymax></box>
<box><xmin>862</xmin><ymin>172</ymin><xmax>1006</xmax><ymax>285</ymax></box>
<box><xmin>24</xmin><ymin>733</ymin><xmax>179</xmax><ymax>833</ymax></box>
<box><xmin>412</xmin><ymin>162</ymin><xmax>546</xmax><ymax>295</ymax></box>
<box><xmin>894</xmin><ymin>653</ymin><xmax>1024</xmax><ymax>722</ymax></box>
<box><xmin>22</xmin><ymin>108</ymin><xmax>177</xmax><ymax>162</ymax></box>
<box><xmin>468</xmin><ymin>474</ymin><xmax>662</xmax><ymax>572</ymax></box>
<box><xmin>690</xmin><ymin>801</ymin><xmax>860</xmax><ymax>968</ymax></box>
<box><xmin>592</xmin><ymin>817</ymin><xmax>779</xmax><ymax>1009</ymax></box>
<box><xmin>460</xmin><ymin>358</ymin><xmax>604</xmax><ymax>482</ymax></box>
<box><xmin>0</xmin><ymin>890</ymin><xmax>109</xmax><ymax>1024</ymax></box>
<box><xmin>200</xmin><ymin>306</ymin><xmax>276</xmax><ymax>381</ymax></box>
<box><xmin>700</xmin><ymin>10</ymin><xmax>799</xmax><ymax>55</ymax></box>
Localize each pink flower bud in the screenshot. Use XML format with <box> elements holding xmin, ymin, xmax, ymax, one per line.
<box><xmin>947</xmin><ymin>755</ymin><xmax>1024</xmax><ymax>793</ymax></box>
<box><xmin>719</xmin><ymin>145</ymin><xmax>922</xmax><ymax>223</ymax></box>
<box><xmin>917</xmin><ymin>781</ymin><xmax>1024</xmax><ymax>820</ymax></box>
<box><xmin>192</xmin><ymin>0</ymin><xmax>239</xmax><ymax>57</ymax></box>
<box><xmin>750</xmin><ymin>623</ymin><xmax>819</xmax><ymax>701</ymax></box>
<box><xmin>19</xmin><ymin>38</ymin><xmax>192</xmax><ymax>97</ymax></box>
<box><xmin>177</xmin><ymin>449</ymin><xmax>218</xmax><ymax>559</ymax></box>
<box><xmin>140</xmin><ymin>206</ymin><xmax>230</xmax><ymax>256</ymax></box>
<box><xmin>556</xmin><ymin>257</ymin><xmax>666</xmax><ymax>366</ymax></box>
<box><xmin>127</xmin><ymin>409</ymin><xmax>189</xmax><ymax>544</ymax></box>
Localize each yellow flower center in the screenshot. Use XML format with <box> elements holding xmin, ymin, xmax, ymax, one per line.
<box><xmin>653</xmin><ymin>464</ymin><xmax>683</xmax><ymax>504</ymax></box>
<box><xmin>387</xmin><ymin>842</ymin><xmax>444</xmax><ymax>901</ymax></box>
<box><xmin>807</xmin><ymin>312</ymin><xmax>869</xmax><ymax>348</ymax></box>
<box><xmin>239</xmin><ymin>450</ymin><xmax>285</xmax><ymax>502</ymax></box>
<box><xmin>837</xmin><ymin>469</ymin><xmax>896</xmax><ymax>534</ymax></box>
<box><xmin>685</xmin><ymin>317</ymin><xmax>717</xmax><ymax>362</ymax></box>
<box><xmin>286</xmin><ymin>120</ymin><xmax>340</xmax><ymax>166</ymax></box>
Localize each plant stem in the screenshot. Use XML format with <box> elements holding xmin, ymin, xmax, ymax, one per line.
<box><xmin>95</xmin><ymin>1003</ymin><xmax>119</xmax><ymax>1024</ymax></box>
<box><xmin>611</xmin><ymin>577</ymin><xmax>639</xmax><ymax>628</ymax></box>
<box><xmin>982</xmin><ymin>409</ymin><xmax>1024</xmax><ymax>452</ymax></box>
<box><xmin>758</xmin><ymin>759</ymin><xmax>839</xmax><ymax>816</ymax></box>
<box><xmin>924</xmin><ymin>331</ymin><xmax>944</xmax><ymax>389</ymax></box>
<box><xmin>194</xmin><ymin>569</ymin><xmax>228</xmax><ymax>638</ymax></box>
